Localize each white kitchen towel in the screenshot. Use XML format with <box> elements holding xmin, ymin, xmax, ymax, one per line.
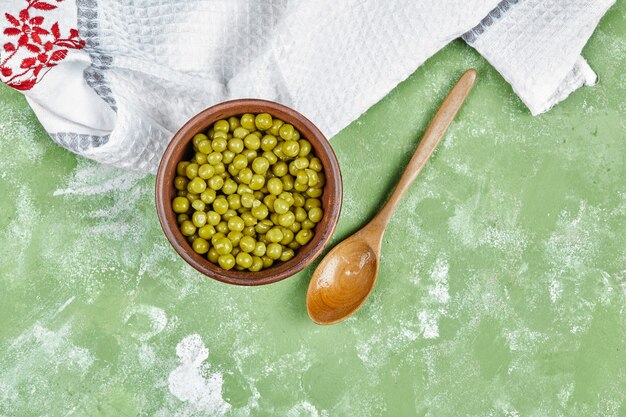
<box><xmin>0</xmin><ymin>0</ymin><xmax>615</xmax><ymax>173</ymax></box>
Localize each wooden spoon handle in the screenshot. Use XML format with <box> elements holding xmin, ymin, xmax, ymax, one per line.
<box><xmin>370</xmin><ymin>68</ymin><xmax>477</xmax><ymax>233</ymax></box>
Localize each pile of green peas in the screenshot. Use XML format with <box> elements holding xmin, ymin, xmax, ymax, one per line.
<box><xmin>171</xmin><ymin>113</ymin><xmax>325</xmax><ymax>272</ymax></box>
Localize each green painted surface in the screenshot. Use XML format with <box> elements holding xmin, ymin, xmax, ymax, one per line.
<box><xmin>1</xmin><ymin>5</ymin><xmax>624</xmax><ymax>417</ymax></box>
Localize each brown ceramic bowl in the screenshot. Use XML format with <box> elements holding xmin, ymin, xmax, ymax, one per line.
<box><xmin>155</xmin><ymin>99</ymin><xmax>342</xmax><ymax>286</ymax></box>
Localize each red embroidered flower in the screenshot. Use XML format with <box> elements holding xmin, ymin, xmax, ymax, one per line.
<box><xmin>1</xmin><ymin>0</ymin><xmax>85</xmax><ymax>91</ymax></box>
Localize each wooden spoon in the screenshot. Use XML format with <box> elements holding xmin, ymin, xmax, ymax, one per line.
<box><xmin>306</xmin><ymin>69</ymin><xmax>477</xmax><ymax>325</ymax></box>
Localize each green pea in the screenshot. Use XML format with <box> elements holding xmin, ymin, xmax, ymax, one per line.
<box><xmin>235</xmin><ymin>235</ymin><xmax>253</xmax><ymax>252</ymax></box>
<box><xmin>241</xmin><ymin>212</ymin><xmax>257</xmax><ymax>227</ymax></box>
<box><xmin>198</xmin><ymin>224</ymin><xmax>216</xmax><ymax>239</ymax></box>
<box><xmin>295</xmin><ymin>229</ymin><xmax>314</xmax><ymax>245</ymax></box>
<box><xmin>280</xmin><ymin>248</ymin><xmax>295</xmax><ymax>262</ymax></box>
<box><xmin>193</xmin><ymin>133</ymin><xmax>208</xmax><ymax>148</ymax></box>
<box><xmin>185</xmin><ymin>163</ymin><xmax>199</xmax><ymax>179</ymax></box>
<box><xmin>192</xmin><ymin>237</ymin><xmax>209</xmax><ymax>254</ymax></box>
<box><xmin>294</xmin><ymin>181</ymin><xmax>309</xmax><ymax>192</ymax></box>
<box><xmin>222</xmin><ymin>209</ymin><xmax>237</xmax><ymax>221</ymax></box>
<box><xmin>282</xmin><ymin>140</ymin><xmax>300</xmax><ymax>157</ymax></box>
<box><xmin>208</xmin><ymin>175</ymin><xmax>224</xmax><ymax>191</ymax></box>
<box><xmin>315</xmin><ymin>172</ymin><xmax>326</xmax><ymax>188</ymax></box>
<box><xmin>262</xmin><ymin>151</ymin><xmax>278</xmax><ymax>165</ymax></box>
<box><xmin>301</xmin><ymin>219</ymin><xmax>315</xmax><ymax>230</ymax></box>
<box><xmin>194</xmin><ymin>138</ymin><xmax>211</xmax><ymax>154</ymax></box>
<box><xmin>218</xmin><ymin>254</ymin><xmax>235</xmax><ymax>270</ymax></box>
<box><xmin>212</xmin><ymin>137</ymin><xmax>227</xmax><ymax>152</ymax></box>
<box><xmin>177</xmin><ymin>214</ymin><xmax>189</xmax><ymax>224</ymax></box>
<box><xmin>227</xmin><ymin>194</ymin><xmax>241</xmax><ymax>210</ymax></box>
<box><xmin>186</xmin><ymin>192</ymin><xmax>200</xmax><ymax>202</ymax></box>
<box><xmin>262</xmin><ymin>256</ymin><xmax>274</xmax><ymax>268</ymax></box>
<box><xmin>214</xmin><ymin>119</ymin><xmax>230</xmax><ymax>133</ymax></box>
<box><xmin>176</xmin><ymin>190</ymin><xmax>187</xmax><ymax>197</ymax></box>
<box><xmin>228</xmin><ymin>116</ymin><xmax>240</xmax><ymax>131</ymax></box>
<box><xmin>268</xmin><ymin>119</ymin><xmax>284</xmax><ymax>136</ymax></box>
<box><xmin>188</xmin><ymin>177</ymin><xmax>207</xmax><ymax>194</ymax></box>
<box><xmin>233</xmin><ymin>126</ymin><xmax>250</xmax><ymax>139</ymax></box>
<box><xmin>270</xmin><ymin>212</ymin><xmax>280</xmax><ymax>225</ymax></box>
<box><xmin>206</xmin><ymin>152</ymin><xmax>221</xmax><ymax>165</ymax></box>
<box><xmin>304</xmin><ymin>198</ymin><xmax>321</xmax><ymax>211</ymax></box>
<box><xmin>222</xmin><ymin>150</ymin><xmax>235</xmax><ymax>164</ymax></box>
<box><xmin>226</xmin><ymin>137</ymin><xmax>243</xmax><ymax>154</ymax></box>
<box><xmin>279</xmin><ymin>124</ymin><xmax>294</xmax><ymax>140</ymax></box>
<box><xmin>251</xmin><ymin>202</ymin><xmax>269</xmax><ymax>220</ymax></box>
<box><xmin>192</xmin><ymin>211</ymin><xmax>207</xmax><ymax>227</ymax></box>
<box><xmin>261</xmin><ymin>135</ymin><xmax>278</xmax><ymax>151</ymax></box>
<box><xmin>227</xmin><ymin>216</ymin><xmax>245</xmax><ymax>232</ymax></box>
<box><xmin>288</xmin><ymin>241</ymin><xmax>301</xmax><ymax>251</ymax></box>
<box><xmin>266</xmin><ymin>227</ymin><xmax>284</xmax><ymax>243</ymax></box>
<box><xmin>216</xmin><ymin>221</ymin><xmax>229</xmax><ymax>234</ymax></box>
<box><xmin>266</xmin><ymin>243</ymin><xmax>283</xmax><ymax>260</ymax></box>
<box><xmin>222</xmin><ymin>178</ymin><xmax>238</xmax><ymax>195</ymax></box>
<box><xmin>240</xmin><ymin>192</ymin><xmax>254</xmax><ymax>209</ymax></box>
<box><xmin>249</xmin><ymin>174</ymin><xmax>265</xmax><ymax>191</ymax></box>
<box><xmin>309</xmin><ymin>157</ymin><xmax>322</xmax><ymax>172</ymax></box>
<box><xmin>208</xmin><ymin>247</ymin><xmax>219</xmax><ymax>263</ymax></box>
<box><xmin>195</xmin><ymin>152</ymin><xmax>208</xmax><ymax>165</ymax></box>
<box><xmin>308</xmin><ymin>207</ymin><xmax>323</xmax><ymax>223</ymax></box>
<box><xmin>305</xmin><ymin>169</ymin><xmax>319</xmax><ymax>187</ymax></box>
<box><xmin>249</xmin><ymin>256</ymin><xmax>264</xmax><ymax>272</ymax></box>
<box><xmin>262</xmin><ymin>178</ymin><xmax>280</xmax><ymax>196</ymax></box>
<box><xmin>255</xmin><ymin>219</ymin><xmax>273</xmax><ymax>234</ymax></box>
<box><xmin>174</xmin><ymin>176</ymin><xmax>188</xmax><ymax>191</ymax></box>
<box><xmin>278</xmin><ymin>192</ymin><xmax>294</xmax><ymax>206</ymax></box>
<box><xmin>227</xmin><ymin>231</ymin><xmax>243</xmax><ymax>247</ymax></box>
<box><xmin>306</xmin><ymin>187</ymin><xmax>322</xmax><ymax>198</ymax></box>
<box><xmin>252</xmin><ymin>241</ymin><xmax>266</xmax><ymax>257</ymax></box>
<box><xmin>172</xmin><ymin>196</ymin><xmax>190</xmax><ymax>213</ymax></box>
<box><xmin>280</xmin><ymin>229</ymin><xmax>294</xmax><ymax>245</ymax></box>
<box><xmin>231</xmin><ymin>154</ymin><xmax>247</xmax><ymax>170</ymax></box>
<box><xmin>235</xmin><ymin>252</ymin><xmax>253</xmax><ymax>268</ymax></box>
<box><xmin>298</xmin><ymin>140</ymin><xmax>311</xmax><ymax>157</ymax></box>
<box><xmin>293</xmin><ymin>157</ymin><xmax>309</xmax><ymax>170</ymax></box>
<box><xmin>214</xmin><ymin>237</ymin><xmax>233</xmax><ymax>255</ymax></box>
<box><xmin>263</xmin><ymin>194</ymin><xmax>277</xmax><ymax>211</ymax></box>
<box><xmin>177</xmin><ymin>161</ymin><xmax>191</xmax><ymax>176</ymax></box>
<box><xmin>198</xmin><ymin>164</ymin><xmax>215</xmax><ymax>179</ymax></box>
<box><xmin>273</xmin><ymin>143</ymin><xmax>285</xmax><ymax>159</ymax></box>
<box><xmin>214</xmin><ymin>162</ymin><xmax>226</xmax><ymax>174</ymax></box>
<box><xmin>211</xmin><ymin>232</ymin><xmax>225</xmax><ymax>246</ymax></box>
<box><xmin>282</xmin><ymin>175</ymin><xmax>295</xmax><ymax>191</ymax></box>
<box><xmin>206</xmin><ymin>210</ymin><xmax>221</xmax><ymax>226</ymax></box>
<box><xmin>278</xmin><ymin>211</ymin><xmax>295</xmax><ymax>227</ymax></box>
<box><xmin>289</xmin><ymin>222</ymin><xmax>301</xmax><ymax>233</ymax></box>
<box><xmin>213</xmin><ymin>197</ymin><xmax>229</xmax><ymax>214</ymax></box>
<box><xmin>272</xmin><ymin>161</ymin><xmax>288</xmax><ymax>177</ymax></box>
<box><xmin>253</xmin><ymin>191</ymin><xmax>265</xmax><ymax>201</ymax></box>
<box><xmin>294</xmin><ymin>207</ymin><xmax>308</xmax><ymax>222</ymax></box>
<box><xmin>244</xmin><ymin>134</ymin><xmax>261</xmax><ymax>150</ymax></box>
<box><xmin>240</xmin><ymin>113</ymin><xmax>256</xmax><ymax>130</ymax></box>
<box><xmin>237</xmin><ymin>184</ymin><xmax>253</xmax><ymax>195</ymax></box>
<box><xmin>251</xmin><ymin>130</ymin><xmax>263</xmax><ymax>138</ymax></box>
<box><xmin>251</xmin><ymin>157</ymin><xmax>269</xmax><ymax>174</ymax></box>
<box><xmin>253</xmin><ymin>113</ymin><xmax>272</xmax><ymax>131</ymax></box>
<box><xmin>273</xmin><ymin>198</ymin><xmax>289</xmax><ymax>214</ymax></box>
<box><xmin>295</xmin><ymin>170</ymin><xmax>308</xmax><ymax>185</ymax></box>
<box><xmin>180</xmin><ymin>220</ymin><xmax>196</xmax><ymax>236</ymax></box>
<box><xmin>238</xmin><ymin>168</ymin><xmax>253</xmax><ymax>184</ymax></box>
<box><xmin>242</xmin><ymin>226</ymin><xmax>256</xmax><ymax>237</ymax></box>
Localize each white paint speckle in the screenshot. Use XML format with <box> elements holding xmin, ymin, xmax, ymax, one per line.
<box><xmin>167</xmin><ymin>334</ymin><xmax>230</xmax><ymax>415</ymax></box>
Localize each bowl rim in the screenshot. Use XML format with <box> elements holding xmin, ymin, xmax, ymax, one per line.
<box><xmin>155</xmin><ymin>99</ymin><xmax>342</xmax><ymax>286</ymax></box>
